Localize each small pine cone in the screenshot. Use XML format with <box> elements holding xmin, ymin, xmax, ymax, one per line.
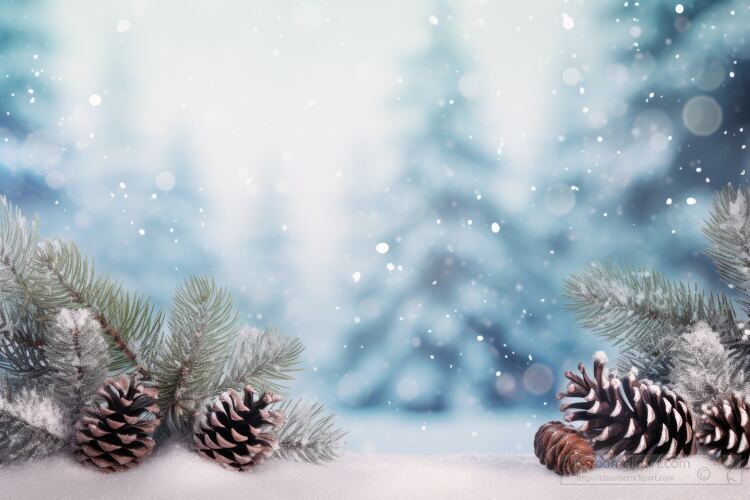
<box><xmin>559</xmin><ymin>351</ymin><xmax>695</xmax><ymax>467</ymax></box>
<box><xmin>696</xmin><ymin>393</ymin><xmax>750</xmax><ymax>468</ymax></box>
<box><xmin>534</xmin><ymin>421</ymin><xmax>595</xmax><ymax>475</ymax></box>
<box><xmin>72</xmin><ymin>376</ymin><xmax>160</xmax><ymax>472</ymax></box>
<box><xmin>193</xmin><ymin>385</ymin><xmax>286</xmax><ymax>471</ymax></box>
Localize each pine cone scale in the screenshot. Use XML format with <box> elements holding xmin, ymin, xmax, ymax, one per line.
<box><xmin>230</xmin><ymin>428</ymin><xmax>248</xmax><ymax>442</ymax></box>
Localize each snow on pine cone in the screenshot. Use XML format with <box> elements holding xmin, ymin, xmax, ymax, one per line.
<box><xmin>558</xmin><ymin>351</ymin><xmax>695</xmax><ymax>467</ymax></box>
<box><xmin>534</xmin><ymin>421</ymin><xmax>595</xmax><ymax>475</ymax></box>
<box><xmin>193</xmin><ymin>385</ymin><xmax>287</xmax><ymax>471</ymax></box>
<box><xmin>696</xmin><ymin>393</ymin><xmax>750</xmax><ymax>468</ymax></box>
<box><xmin>72</xmin><ymin>376</ymin><xmax>160</xmax><ymax>472</ymax></box>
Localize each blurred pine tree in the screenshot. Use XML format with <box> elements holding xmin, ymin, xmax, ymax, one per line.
<box><xmin>561</xmin><ymin>0</ymin><xmax>750</xmax><ymax>283</ymax></box>
<box><xmin>338</xmin><ymin>0</ymin><xmax>555</xmax><ymax>411</ymax></box>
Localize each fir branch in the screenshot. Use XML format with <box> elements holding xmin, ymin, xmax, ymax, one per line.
<box><xmin>34</xmin><ymin>240</ymin><xmax>163</xmax><ymax>377</ymax></box>
<box><xmin>0</xmin><ymin>196</ymin><xmax>41</xmax><ymax>312</ymax></box>
<box><xmin>705</xmin><ymin>184</ymin><xmax>750</xmax><ymax>314</ymax></box>
<box><xmin>563</xmin><ymin>263</ymin><xmax>740</xmax><ymax>379</ymax></box>
<box><xmin>221</xmin><ymin>326</ymin><xmax>304</xmax><ymax>393</ymax></box>
<box><xmin>0</xmin><ymin>386</ymin><xmax>67</xmax><ymax>464</ymax></box>
<box><xmin>44</xmin><ymin>308</ymin><xmax>110</xmax><ymax>422</ymax></box>
<box><xmin>702</xmin><ymin>184</ymin><xmax>750</xmax><ymax>375</ymax></box>
<box><xmin>275</xmin><ymin>398</ymin><xmax>345</xmax><ymax>464</ymax></box>
<box><xmin>155</xmin><ymin>276</ymin><xmax>239</xmax><ymax>435</ymax></box>
<box><xmin>101</xmin><ymin>289</ymin><xmax>164</xmax><ymax>373</ymax></box>
<box><xmin>617</xmin><ymin>337</ymin><xmax>674</xmax><ymax>383</ymax></box>
<box><xmin>0</xmin><ymin>304</ymin><xmax>47</xmax><ymax>381</ymax></box>
<box><xmin>671</xmin><ymin>321</ymin><xmax>747</xmax><ymax>409</ymax></box>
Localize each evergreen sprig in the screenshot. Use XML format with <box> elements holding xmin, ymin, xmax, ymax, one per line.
<box><xmin>275</xmin><ymin>398</ymin><xmax>345</xmax><ymax>464</ymax></box>
<box><xmin>671</xmin><ymin>321</ymin><xmax>741</xmax><ymax>410</ymax></box>
<box><xmin>0</xmin><ymin>305</ymin><xmax>47</xmax><ymax>382</ymax></box>
<box><xmin>221</xmin><ymin>326</ymin><xmax>304</xmax><ymax>393</ymax></box>
<box><xmin>1</xmin><ymin>196</ymin><xmax>164</xmax><ymax>378</ymax></box>
<box><xmin>44</xmin><ymin>308</ymin><xmax>110</xmax><ymax>424</ymax></box>
<box><xmin>34</xmin><ymin>240</ymin><xmax>163</xmax><ymax>376</ymax></box>
<box><xmin>565</xmin><ymin>185</ymin><xmax>750</xmax><ymax>399</ymax></box>
<box><xmin>0</xmin><ymin>197</ymin><xmax>41</xmax><ymax>311</ymax></box>
<box><xmin>155</xmin><ymin>276</ymin><xmax>239</xmax><ymax>435</ymax></box>
<box><xmin>564</xmin><ymin>263</ymin><xmax>740</xmax><ymax>380</ymax></box>
<box><xmin>0</xmin><ymin>385</ymin><xmax>66</xmax><ymax>464</ymax></box>
<box><xmin>0</xmin><ymin>195</ymin><xmax>343</xmax><ymax>467</ymax></box>
<box><xmin>705</xmin><ymin>184</ymin><xmax>750</xmax><ymax>314</ymax></box>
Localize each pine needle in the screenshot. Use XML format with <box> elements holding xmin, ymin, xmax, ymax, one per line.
<box><xmin>0</xmin><ymin>304</ymin><xmax>47</xmax><ymax>382</ymax></box>
<box><xmin>275</xmin><ymin>398</ymin><xmax>345</xmax><ymax>464</ymax></box>
<box><xmin>563</xmin><ymin>262</ymin><xmax>741</xmax><ymax>381</ymax></box>
<box><xmin>44</xmin><ymin>309</ymin><xmax>110</xmax><ymax>423</ymax></box>
<box><xmin>34</xmin><ymin>239</ymin><xmax>163</xmax><ymax>376</ymax></box>
<box><xmin>0</xmin><ymin>196</ymin><xmax>41</xmax><ymax>313</ymax></box>
<box><xmin>705</xmin><ymin>185</ymin><xmax>750</xmax><ymax>313</ymax></box>
<box><xmin>221</xmin><ymin>326</ymin><xmax>304</xmax><ymax>393</ymax></box>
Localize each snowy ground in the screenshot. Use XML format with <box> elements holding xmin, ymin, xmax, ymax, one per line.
<box><xmin>0</xmin><ymin>445</ymin><xmax>746</xmax><ymax>500</ymax></box>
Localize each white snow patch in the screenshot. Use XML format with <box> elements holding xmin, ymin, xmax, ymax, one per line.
<box><xmin>727</xmin><ymin>190</ymin><xmax>747</xmax><ymax>232</ymax></box>
<box><xmin>0</xmin><ymin>389</ymin><xmax>66</xmax><ymax>439</ymax></box>
<box><xmin>592</xmin><ymin>351</ymin><xmax>609</xmax><ymax>364</ymax></box>
<box><xmin>672</xmin><ymin>321</ymin><xmax>744</xmax><ymax>406</ymax></box>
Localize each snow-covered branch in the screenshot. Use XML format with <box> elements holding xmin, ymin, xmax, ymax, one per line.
<box><xmin>275</xmin><ymin>398</ymin><xmax>345</xmax><ymax>464</ymax></box>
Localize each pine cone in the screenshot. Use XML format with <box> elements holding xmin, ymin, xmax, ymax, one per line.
<box><xmin>72</xmin><ymin>376</ymin><xmax>160</xmax><ymax>472</ymax></box>
<box><xmin>534</xmin><ymin>421</ymin><xmax>595</xmax><ymax>475</ymax></box>
<box><xmin>558</xmin><ymin>352</ymin><xmax>695</xmax><ymax>466</ymax></box>
<box><xmin>696</xmin><ymin>393</ymin><xmax>750</xmax><ymax>468</ymax></box>
<box><xmin>193</xmin><ymin>385</ymin><xmax>286</xmax><ymax>471</ymax></box>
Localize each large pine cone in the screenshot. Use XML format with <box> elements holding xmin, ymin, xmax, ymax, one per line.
<box><xmin>696</xmin><ymin>393</ymin><xmax>750</xmax><ymax>468</ymax></box>
<box><xmin>534</xmin><ymin>421</ymin><xmax>595</xmax><ymax>475</ymax></box>
<box><xmin>559</xmin><ymin>352</ymin><xmax>695</xmax><ymax>466</ymax></box>
<box><xmin>193</xmin><ymin>385</ymin><xmax>286</xmax><ymax>471</ymax></box>
<box><xmin>72</xmin><ymin>376</ymin><xmax>160</xmax><ymax>472</ymax></box>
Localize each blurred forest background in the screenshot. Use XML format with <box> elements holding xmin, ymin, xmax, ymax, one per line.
<box><xmin>2</xmin><ymin>0</ymin><xmax>749</xmax><ymax>452</ymax></box>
